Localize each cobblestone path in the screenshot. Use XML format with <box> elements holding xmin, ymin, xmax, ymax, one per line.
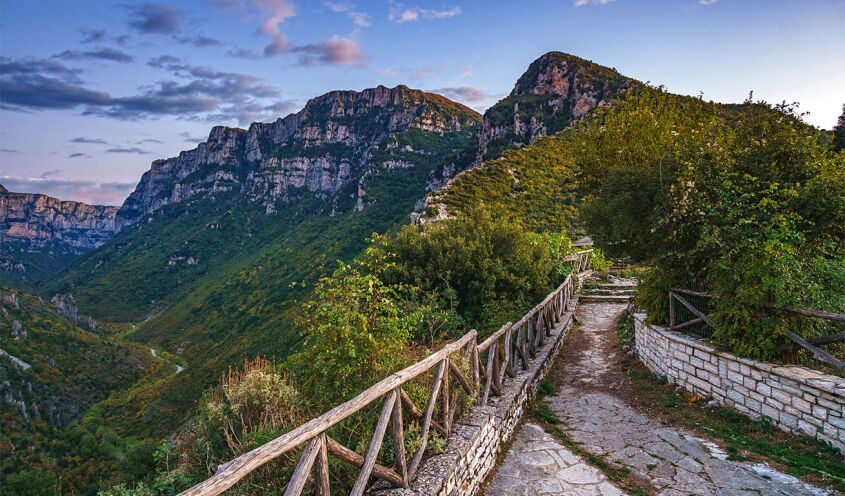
<box><xmin>483</xmin><ymin>303</ymin><xmax>833</xmax><ymax>496</ymax></box>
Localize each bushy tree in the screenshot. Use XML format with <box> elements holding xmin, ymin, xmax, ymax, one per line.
<box><xmin>574</xmin><ymin>88</ymin><xmax>845</xmax><ymax>358</ymax></box>
<box><xmin>833</xmin><ymin>103</ymin><xmax>845</xmax><ymax>152</ymax></box>
<box><xmin>380</xmin><ymin>207</ymin><xmax>554</xmax><ymax>332</ymax></box>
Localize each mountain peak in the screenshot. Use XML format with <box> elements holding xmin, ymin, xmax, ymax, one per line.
<box><xmin>114</xmin><ymin>84</ymin><xmax>480</xmax><ymax>231</ymax></box>
<box><xmin>474</xmin><ymin>51</ymin><xmax>637</xmax><ymax>164</ymax></box>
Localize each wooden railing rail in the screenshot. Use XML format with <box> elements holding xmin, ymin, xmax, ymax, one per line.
<box><xmin>668</xmin><ymin>289</ymin><xmax>845</xmax><ymax>374</ymax></box>
<box><xmin>180</xmin><ymin>267</ymin><xmax>589</xmax><ymax>496</ymax></box>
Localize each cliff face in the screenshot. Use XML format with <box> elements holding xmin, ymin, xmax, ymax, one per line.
<box><xmin>0</xmin><ymin>190</ymin><xmax>117</xmax><ymax>252</ymax></box>
<box><xmin>474</xmin><ymin>51</ymin><xmax>636</xmax><ymax>165</ymax></box>
<box><xmin>116</xmin><ymin>85</ymin><xmax>479</xmax><ymax>231</ymax></box>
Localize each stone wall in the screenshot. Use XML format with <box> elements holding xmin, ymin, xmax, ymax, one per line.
<box><xmin>382</xmin><ymin>310</ymin><xmax>576</xmax><ymax>496</ymax></box>
<box><xmin>633</xmin><ymin>313</ymin><xmax>845</xmax><ymax>451</ymax></box>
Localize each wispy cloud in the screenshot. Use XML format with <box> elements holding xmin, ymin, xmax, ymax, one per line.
<box><xmin>699</xmin><ymin>0</ymin><xmax>717</xmax><ymax>4</ymax></box>
<box><xmin>127</xmin><ymin>3</ymin><xmax>183</xmax><ymax>34</ymax></box>
<box><xmin>78</xmin><ymin>28</ymin><xmax>107</xmax><ymax>44</ymax></box>
<box><xmin>68</xmin><ymin>152</ymin><xmax>89</xmax><ymax>158</ymax></box>
<box><xmin>574</xmin><ymin>0</ymin><xmax>616</xmax><ymax>6</ymax></box>
<box><xmin>389</xmin><ymin>3</ymin><xmax>461</xmax><ymax>23</ymax></box>
<box><xmin>54</xmin><ymin>48</ymin><xmax>135</xmax><ymax>64</ymax></box>
<box><xmin>293</xmin><ymin>36</ymin><xmax>369</xmax><ymax>66</ymax></box>
<box><xmin>325</xmin><ymin>1</ymin><xmax>370</xmax><ymax>27</ymax></box>
<box><xmin>430</xmin><ymin>86</ymin><xmax>491</xmax><ymax>104</ymax></box>
<box><xmin>1</xmin><ymin>55</ymin><xmax>288</xmax><ymax>125</ymax></box>
<box><xmin>106</xmin><ymin>146</ymin><xmax>151</xmax><ymax>154</ymax></box>
<box><xmin>377</xmin><ymin>66</ymin><xmax>437</xmax><ymax>81</ymax></box>
<box><xmin>71</xmin><ymin>137</ymin><xmax>110</xmax><ymax>144</ymax></box>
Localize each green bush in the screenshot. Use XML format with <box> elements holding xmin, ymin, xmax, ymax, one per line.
<box><xmin>380</xmin><ymin>207</ymin><xmax>554</xmax><ymax>333</ymax></box>
<box><xmin>575</xmin><ymin>88</ymin><xmax>845</xmax><ymax>359</ymax></box>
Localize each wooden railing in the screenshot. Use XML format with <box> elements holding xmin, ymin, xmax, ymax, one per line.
<box><xmin>565</xmin><ymin>249</ymin><xmax>594</xmax><ymax>273</ymax></box>
<box><xmin>668</xmin><ymin>288</ymin><xmax>845</xmax><ymax>373</ymax></box>
<box><xmin>179</xmin><ymin>272</ymin><xmax>583</xmax><ymax>496</ymax></box>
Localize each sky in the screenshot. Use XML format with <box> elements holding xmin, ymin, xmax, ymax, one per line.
<box><xmin>1</xmin><ymin>0</ymin><xmax>843</xmax><ymax>205</ymax></box>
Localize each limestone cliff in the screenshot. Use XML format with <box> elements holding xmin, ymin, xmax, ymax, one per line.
<box><xmin>474</xmin><ymin>51</ymin><xmax>636</xmax><ymax>165</ymax></box>
<box><xmin>0</xmin><ymin>189</ymin><xmax>117</xmax><ymax>252</ymax></box>
<box><xmin>116</xmin><ymin>85</ymin><xmax>480</xmax><ymax>231</ymax></box>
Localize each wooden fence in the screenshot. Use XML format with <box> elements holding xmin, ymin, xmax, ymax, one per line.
<box><xmin>565</xmin><ymin>249</ymin><xmax>593</xmax><ymax>273</ymax></box>
<box><xmin>179</xmin><ymin>271</ymin><xmax>583</xmax><ymax>496</ymax></box>
<box><xmin>668</xmin><ymin>288</ymin><xmax>845</xmax><ymax>374</ymax></box>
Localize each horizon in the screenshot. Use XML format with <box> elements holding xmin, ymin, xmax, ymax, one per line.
<box><xmin>1</xmin><ymin>0</ymin><xmax>843</xmax><ymax>206</ymax></box>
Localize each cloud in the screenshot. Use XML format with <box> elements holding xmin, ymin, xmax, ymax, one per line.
<box><xmin>699</xmin><ymin>0</ymin><xmax>717</xmax><ymax>4</ymax></box>
<box><xmin>430</xmin><ymin>86</ymin><xmax>491</xmax><ymax>104</ymax></box>
<box><xmin>228</xmin><ymin>47</ymin><xmax>261</xmax><ymax>59</ymax></box>
<box><xmin>68</xmin><ymin>153</ymin><xmax>89</xmax><ymax>158</ymax></box>
<box><xmin>55</xmin><ymin>48</ymin><xmax>135</xmax><ymax>63</ymax></box>
<box><xmin>460</xmin><ymin>66</ymin><xmax>472</xmax><ymax>77</ymax></box>
<box><xmin>136</xmin><ymin>138</ymin><xmax>163</xmax><ymax>144</ymax></box>
<box><xmin>0</xmin><ymin>59</ymin><xmax>111</xmax><ymax>110</ymax></box>
<box><xmin>1</xmin><ymin>148</ymin><xmax>18</xmax><ymax>153</ymax></box>
<box><xmin>71</xmin><ymin>136</ymin><xmax>110</xmax><ymax>144</ymax></box>
<box><xmin>389</xmin><ymin>3</ymin><xmax>461</xmax><ymax>23</ymax></box>
<box><xmin>147</xmin><ymin>55</ymin><xmax>182</xmax><ymax>68</ymax></box>
<box><xmin>574</xmin><ymin>0</ymin><xmax>615</xmax><ymax>6</ymax></box>
<box><xmin>174</xmin><ymin>35</ymin><xmax>222</xmax><ymax>47</ymax></box>
<box><xmin>0</xmin><ymin>175</ymin><xmax>136</xmax><ymax>205</ymax></box>
<box><xmin>79</xmin><ymin>28</ymin><xmax>107</xmax><ymax>44</ymax></box>
<box><xmin>106</xmin><ymin>146</ymin><xmax>151</xmax><ymax>154</ymax></box>
<box><xmin>293</xmin><ymin>36</ymin><xmax>368</xmax><ymax>65</ymax></box>
<box><xmin>325</xmin><ymin>2</ymin><xmax>370</xmax><ymax>27</ymax></box>
<box><xmin>1</xmin><ymin>55</ymin><xmax>286</xmax><ymax>124</ymax></box>
<box><xmin>127</xmin><ymin>3</ymin><xmax>183</xmax><ymax>34</ymax></box>
<box><xmin>377</xmin><ymin>66</ymin><xmax>437</xmax><ymax>80</ymax></box>
<box><xmin>179</xmin><ymin>131</ymin><xmax>205</xmax><ymax>143</ymax></box>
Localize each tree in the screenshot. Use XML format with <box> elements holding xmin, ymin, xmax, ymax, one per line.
<box><xmin>574</xmin><ymin>88</ymin><xmax>845</xmax><ymax>358</ymax></box>
<box><xmin>833</xmin><ymin>103</ymin><xmax>845</xmax><ymax>151</ymax></box>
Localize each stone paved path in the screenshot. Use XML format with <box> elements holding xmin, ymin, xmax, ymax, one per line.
<box><xmin>483</xmin><ymin>302</ymin><xmax>833</xmax><ymax>496</ymax></box>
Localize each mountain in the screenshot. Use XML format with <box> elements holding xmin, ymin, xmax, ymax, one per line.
<box><xmin>0</xmin><ymin>188</ymin><xmax>117</xmax><ymax>287</ymax></box>
<box><xmin>414</xmin><ymin>52</ymin><xmax>637</xmax><ymax>226</ymax></box>
<box><xmin>115</xmin><ymin>85</ymin><xmax>478</xmax><ymax>232</ymax></box>
<box><xmin>40</xmin><ymin>84</ymin><xmax>481</xmax><ymax>438</ymax></box>
<box><xmin>0</xmin><ymin>286</ymin><xmax>171</xmax><ymax>493</ymax></box>
<box><xmin>474</xmin><ymin>51</ymin><xmax>635</xmax><ymax>165</ymax></box>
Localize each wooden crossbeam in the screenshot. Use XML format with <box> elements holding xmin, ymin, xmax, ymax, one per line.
<box><xmin>671</xmin><ymin>292</ymin><xmax>716</xmax><ymax>329</ymax></box>
<box><xmin>326</xmin><ymin>437</ymin><xmax>403</xmax><ymax>487</ymax></box>
<box><xmin>787</xmin><ymin>332</ymin><xmax>845</xmax><ymax>373</ymax></box>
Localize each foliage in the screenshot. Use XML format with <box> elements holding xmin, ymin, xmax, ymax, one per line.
<box><xmin>574</xmin><ymin>88</ymin><xmax>845</xmax><ymax>359</ymax></box>
<box><xmin>428</xmin><ymin>135</ymin><xmax>579</xmax><ymax>234</ymax></box>
<box><xmin>379</xmin><ymin>207</ymin><xmax>555</xmax><ymax>333</ymax></box>
<box><xmin>833</xmin><ymin>103</ymin><xmax>845</xmax><ymax>152</ymax></box>
<box><xmin>288</xmin><ymin>258</ymin><xmax>417</xmax><ymax>409</ymax></box>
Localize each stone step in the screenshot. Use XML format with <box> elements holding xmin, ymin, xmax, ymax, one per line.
<box><xmin>584</xmin><ymin>289</ymin><xmax>635</xmax><ymax>296</ymax></box>
<box><xmin>578</xmin><ymin>295</ymin><xmax>633</xmax><ymax>303</ymax></box>
<box><xmin>596</xmin><ymin>283</ymin><xmax>637</xmax><ymax>290</ymax></box>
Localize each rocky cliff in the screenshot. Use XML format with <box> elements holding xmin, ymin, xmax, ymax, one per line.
<box><xmin>116</xmin><ymin>85</ymin><xmax>479</xmax><ymax>231</ymax></box>
<box><xmin>474</xmin><ymin>51</ymin><xmax>636</xmax><ymax>165</ymax></box>
<box><xmin>0</xmin><ymin>189</ymin><xmax>117</xmax><ymax>252</ymax></box>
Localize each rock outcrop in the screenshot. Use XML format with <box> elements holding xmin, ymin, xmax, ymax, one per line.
<box><xmin>116</xmin><ymin>85</ymin><xmax>479</xmax><ymax>231</ymax></box>
<box><xmin>474</xmin><ymin>51</ymin><xmax>636</xmax><ymax>165</ymax></box>
<box><xmin>0</xmin><ymin>189</ymin><xmax>117</xmax><ymax>252</ymax></box>
<box><xmin>50</xmin><ymin>294</ymin><xmax>79</xmax><ymax>326</ymax></box>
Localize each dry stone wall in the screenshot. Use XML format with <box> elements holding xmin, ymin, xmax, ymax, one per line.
<box><xmin>382</xmin><ymin>309</ymin><xmax>576</xmax><ymax>496</ymax></box>
<box><xmin>633</xmin><ymin>313</ymin><xmax>845</xmax><ymax>451</ymax></box>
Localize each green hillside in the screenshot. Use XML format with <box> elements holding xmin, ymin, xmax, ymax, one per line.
<box><xmin>0</xmin><ymin>288</ymin><xmax>171</xmax><ymax>495</ymax></box>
